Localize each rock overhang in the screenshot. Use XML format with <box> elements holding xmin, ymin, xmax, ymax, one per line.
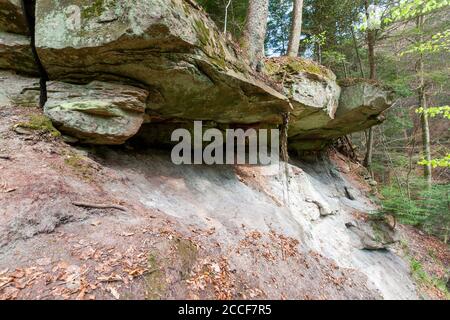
<box><xmin>1</xmin><ymin>0</ymin><xmax>395</xmax><ymax>149</ymax></box>
<box><xmin>34</xmin><ymin>0</ymin><xmax>291</xmax><ymax>127</ymax></box>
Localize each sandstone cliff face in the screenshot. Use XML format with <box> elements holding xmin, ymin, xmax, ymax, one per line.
<box><xmin>35</xmin><ymin>0</ymin><xmax>290</xmax><ymax>126</ymax></box>
<box><xmin>0</xmin><ymin>0</ymin><xmax>393</xmax><ymax>147</ymax></box>
<box><xmin>0</xmin><ymin>106</ymin><xmax>418</xmax><ymax>299</ymax></box>
<box><xmin>0</xmin><ymin>32</ymin><xmax>39</xmax><ymax>75</ymax></box>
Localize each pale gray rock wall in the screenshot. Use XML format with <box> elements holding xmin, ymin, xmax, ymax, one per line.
<box><xmin>94</xmin><ymin>148</ymin><xmax>417</xmax><ymax>299</ymax></box>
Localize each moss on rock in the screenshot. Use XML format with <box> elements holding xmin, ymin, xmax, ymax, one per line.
<box><xmin>145</xmin><ymin>252</ymin><xmax>167</xmax><ymax>300</ymax></box>
<box><xmin>16</xmin><ymin>114</ymin><xmax>61</xmax><ymax>137</ymax></box>
<box><xmin>264</xmin><ymin>57</ymin><xmax>336</xmax><ymax>81</ymax></box>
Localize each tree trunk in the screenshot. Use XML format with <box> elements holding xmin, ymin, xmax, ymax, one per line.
<box><xmin>287</xmin><ymin>0</ymin><xmax>304</xmax><ymax>57</ymax></box>
<box><xmin>223</xmin><ymin>0</ymin><xmax>232</xmax><ymax>34</ymax></box>
<box><xmin>342</xmin><ymin>61</ymin><xmax>348</xmax><ymax>78</ymax></box>
<box><xmin>417</xmin><ymin>15</ymin><xmax>432</xmax><ymax>188</ymax></box>
<box><xmin>351</xmin><ymin>28</ymin><xmax>365</xmax><ymax>78</ymax></box>
<box><xmin>240</xmin><ymin>0</ymin><xmax>270</xmax><ymax>69</ymax></box>
<box><xmin>420</xmin><ymin>100</ymin><xmax>432</xmax><ymax>188</ymax></box>
<box><xmin>365</xmin><ymin>0</ymin><xmax>376</xmax><ymax>80</ymax></box>
<box><xmin>363</xmin><ymin>0</ymin><xmax>377</xmax><ymax>173</ymax></box>
<box><xmin>367</xmin><ymin>30</ymin><xmax>376</xmax><ymax>79</ymax></box>
<box><xmin>363</xmin><ymin>128</ymin><xmax>374</xmax><ymax>174</ymax></box>
<box><xmin>22</xmin><ymin>0</ymin><xmax>48</xmax><ymax>108</ymax></box>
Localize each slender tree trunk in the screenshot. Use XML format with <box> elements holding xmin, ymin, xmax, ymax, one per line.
<box><xmin>363</xmin><ymin>128</ymin><xmax>374</xmax><ymax>173</ymax></box>
<box><xmin>420</xmin><ymin>101</ymin><xmax>432</xmax><ymax>187</ymax></box>
<box><xmin>23</xmin><ymin>0</ymin><xmax>48</xmax><ymax>108</ymax></box>
<box><xmin>240</xmin><ymin>0</ymin><xmax>270</xmax><ymax>69</ymax></box>
<box><xmin>287</xmin><ymin>0</ymin><xmax>304</xmax><ymax>57</ymax></box>
<box><xmin>223</xmin><ymin>0</ymin><xmax>232</xmax><ymax>34</ymax></box>
<box><xmin>363</xmin><ymin>0</ymin><xmax>377</xmax><ymax>174</ymax></box>
<box><xmin>367</xmin><ymin>30</ymin><xmax>376</xmax><ymax>79</ymax></box>
<box><xmin>417</xmin><ymin>15</ymin><xmax>432</xmax><ymax>188</ymax></box>
<box><xmin>364</xmin><ymin>0</ymin><xmax>377</xmax><ymax>80</ymax></box>
<box><xmin>343</xmin><ymin>61</ymin><xmax>348</xmax><ymax>78</ymax></box>
<box><xmin>318</xmin><ymin>43</ymin><xmax>322</xmax><ymax>64</ymax></box>
<box><xmin>418</xmin><ymin>35</ymin><xmax>432</xmax><ymax>187</ymax></box>
<box><xmin>406</xmin><ymin>123</ymin><xmax>419</xmax><ymax>200</ymax></box>
<box><xmin>351</xmin><ymin>28</ymin><xmax>365</xmax><ymax>78</ymax></box>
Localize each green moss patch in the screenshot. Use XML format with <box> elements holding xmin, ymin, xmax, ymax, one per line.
<box><xmin>81</xmin><ymin>0</ymin><xmax>106</xmax><ymax>20</ymax></box>
<box><xmin>174</xmin><ymin>238</ymin><xmax>198</xmax><ymax>280</ymax></box>
<box><xmin>63</xmin><ymin>150</ymin><xmax>96</xmax><ymax>181</ymax></box>
<box><xmin>264</xmin><ymin>57</ymin><xmax>335</xmax><ymax>81</ymax></box>
<box><xmin>338</xmin><ymin>78</ymin><xmax>380</xmax><ymax>87</ymax></box>
<box><xmin>145</xmin><ymin>253</ymin><xmax>167</xmax><ymax>300</ymax></box>
<box><xmin>16</xmin><ymin>114</ymin><xmax>61</xmax><ymax>137</ymax></box>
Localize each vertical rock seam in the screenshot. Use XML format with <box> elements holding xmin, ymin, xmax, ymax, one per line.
<box><xmin>22</xmin><ymin>0</ymin><xmax>47</xmax><ymax>107</ymax></box>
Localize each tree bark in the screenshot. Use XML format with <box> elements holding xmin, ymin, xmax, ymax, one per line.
<box><xmin>363</xmin><ymin>128</ymin><xmax>374</xmax><ymax>172</ymax></box>
<box><xmin>363</xmin><ymin>0</ymin><xmax>377</xmax><ymax>173</ymax></box>
<box><xmin>287</xmin><ymin>0</ymin><xmax>304</xmax><ymax>57</ymax></box>
<box><xmin>365</xmin><ymin>0</ymin><xmax>377</xmax><ymax>80</ymax></box>
<box><xmin>240</xmin><ymin>0</ymin><xmax>270</xmax><ymax>69</ymax></box>
<box><xmin>22</xmin><ymin>0</ymin><xmax>48</xmax><ymax>108</ymax></box>
<box><xmin>417</xmin><ymin>15</ymin><xmax>432</xmax><ymax>188</ymax></box>
<box><xmin>420</xmin><ymin>94</ymin><xmax>432</xmax><ymax>188</ymax></box>
<box><xmin>351</xmin><ymin>28</ymin><xmax>365</xmax><ymax>78</ymax></box>
<box><xmin>367</xmin><ymin>30</ymin><xmax>376</xmax><ymax>79</ymax></box>
<box><xmin>223</xmin><ymin>0</ymin><xmax>232</xmax><ymax>34</ymax></box>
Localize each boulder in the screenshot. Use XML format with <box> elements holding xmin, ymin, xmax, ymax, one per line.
<box><xmin>345</xmin><ymin>219</ymin><xmax>398</xmax><ymax>250</ymax></box>
<box><xmin>265</xmin><ymin>58</ymin><xmax>394</xmax><ymax>151</ymax></box>
<box><xmin>0</xmin><ymin>2</ymin><xmax>38</xmax><ymax>76</ymax></box>
<box><xmin>291</xmin><ymin>80</ymin><xmax>393</xmax><ymax>141</ymax></box>
<box><xmin>44</xmin><ymin>81</ymin><xmax>148</xmax><ymax>144</ymax></box>
<box><xmin>0</xmin><ymin>71</ymin><xmax>40</xmax><ymax>108</ymax></box>
<box><xmin>335</xmin><ymin>79</ymin><xmax>395</xmax><ymax>131</ymax></box>
<box><xmin>264</xmin><ymin>57</ymin><xmax>341</xmax><ymax>137</ymax></box>
<box><xmin>35</xmin><ymin>0</ymin><xmax>290</xmax><ymax>125</ymax></box>
<box><xmin>0</xmin><ymin>0</ymin><xmax>29</xmax><ymax>34</ymax></box>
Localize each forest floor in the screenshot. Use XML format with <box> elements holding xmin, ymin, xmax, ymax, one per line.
<box><xmin>0</xmin><ymin>105</ymin><xmax>448</xmax><ymax>300</ymax></box>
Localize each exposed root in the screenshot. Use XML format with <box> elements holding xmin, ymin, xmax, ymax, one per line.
<box><xmin>72</xmin><ymin>201</ymin><xmax>127</xmax><ymax>212</ymax></box>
